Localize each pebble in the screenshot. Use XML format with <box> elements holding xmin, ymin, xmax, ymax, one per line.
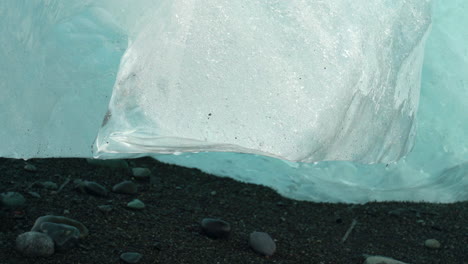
<box><xmin>0</xmin><ymin>192</ymin><xmax>26</xmax><ymax>209</ymax></box>
<box><xmin>201</xmin><ymin>218</ymin><xmax>231</xmax><ymax>239</ymax></box>
<box><xmin>127</xmin><ymin>199</ymin><xmax>145</xmax><ymax>210</ymax></box>
<box><xmin>24</xmin><ymin>164</ymin><xmax>37</xmax><ymax>172</ymax></box>
<box><xmin>120</xmin><ymin>252</ymin><xmax>143</xmax><ymax>263</ymax></box>
<box><xmin>16</xmin><ymin>231</ymin><xmax>54</xmax><ymax>257</ymax></box>
<box><xmin>113</xmin><ymin>181</ymin><xmax>138</xmax><ymax>194</ymax></box>
<box><xmin>98</xmin><ymin>205</ymin><xmax>113</xmax><ymax>213</ymax></box>
<box><xmin>39</xmin><ymin>222</ymin><xmax>80</xmax><ymax>251</ymax></box>
<box><xmin>132</xmin><ymin>168</ymin><xmax>151</xmax><ymax>179</ymax></box>
<box><xmin>424</xmin><ymin>238</ymin><xmax>441</xmax><ymax>249</ymax></box>
<box><xmin>27</xmin><ymin>191</ymin><xmax>41</xmax><ymax>198</ymax></box>
<box><xmin>249</xmin><ymin>231</ymin><xmax>276</xmax><ymax>256</ymax></box>
<box><xmin>41</xmin><ymin>181</ymin><xmax>58</xmax><ymax>190</ymax></box>
<box><xmin>76</xmin><ymin>180</ymin><xmax>108</xmax><ymax>197</ymax></box>
<box><xmin>364</xmin><ymin>255</ymin><xmax>408</xmax><ymax>264</ymax></box>
<box><xmin>31</xmin><ymin>215</ymin><xmax>89</xmax><ymax>238</ymax></box>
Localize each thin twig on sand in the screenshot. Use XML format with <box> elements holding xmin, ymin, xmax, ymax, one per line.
<box><xmin>56</xmin><ymin>178</ymin><xmax>71</xmax><ymax>193</ymax></box>
<box><xmin>341</xmin><ymin>219</ymin><xmax>357</xmax><ymax>243</ymax></box>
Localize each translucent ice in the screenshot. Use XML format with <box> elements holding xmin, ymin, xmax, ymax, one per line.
<box><xmin>0</xmin><ymin>1</ymin><xmax>126</xmax><ymax>157</ymax></box>
<box><xmin>152</xmin><ymin>0</ymin><xmax>468</xmax><ymax>202</ymax></box>
<box><xmin>95</xmin><ymin>0</ymin><xmax>431</xmax><ymax>163</ymax></box>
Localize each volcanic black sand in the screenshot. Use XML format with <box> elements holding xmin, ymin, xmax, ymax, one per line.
<box><xmin>0</xmin><ymin>157</ymin><xmax>466</xmax><ymax>264</ymax></box>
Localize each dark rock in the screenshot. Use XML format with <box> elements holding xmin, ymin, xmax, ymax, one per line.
<box><xmin>83</xmin><ymin>181</ymin><xmax>109</xmax><ymax>197</ymax></box>
<box><xmin>113</xmin><ymin>180</ymin><xmax>137</xmax><ymax>194</ymax></box>
<box><xmin>201</xmin><ymin>218</ymin><xmax>231</xmax><ymax>239</ymax></box>
<box><xmin>120</xmin><ymin>252</ymin><xmax>143</xmax><ymax>263</ymax></box>
<box><xmin>41</xmin><ymin>181</ymin><xmax>58</xmax><ymax>190</ymax></box>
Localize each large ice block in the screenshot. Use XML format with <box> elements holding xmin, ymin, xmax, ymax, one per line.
<box><xmin>94</xmin><ymin>0</ymin><xmax>431</xmax><ymax>163</ymax></box>
<box><xmin>152</xmin><ymin>0</ymin><xmax>468</xmax><ymax>203</ymax></box>
<box><xmin>1</xmin><ymin>0</ymin><xmax>466</xmax><ymax>203</ymax></box>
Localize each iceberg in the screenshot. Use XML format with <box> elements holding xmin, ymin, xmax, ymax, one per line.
<box><xmin>95</xmin><ymin>0</ymin><xmax>431</xmax><ymax>163</ymax></box>
<box><xmin>0</xmin><ymin>0</ymin><xmax>466</xmax><ymax>203</ymax></box>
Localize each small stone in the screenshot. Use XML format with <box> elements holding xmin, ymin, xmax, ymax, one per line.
<box><xmin>201</xmin><ymin>218</ymin><xmax>231</xmax><ymax>239</ymax></box>
<box><xmin>27</xmin><ymin>191</ymin><xmax>41</xmax><ymax>198</ymax></box>
<box><xmin>127</xmin><ymin>199</ymin><xmax>145</xmax><ymax>210</ymax></box>
<box><xmin>41</xmin><ymin>181</ymin><xmax>58</xmax><ymax>190</ymax></box>
<box><xmin>249</xmin><ymin>231</ymin><xmax>276</xmax><ymax>256</ymax></box>
<box><xmin>113</xmin><ymin>181</ymin><xmax>138</xmax><ymax>194</ymax></box>
<box><xmin>152</xmin><ymin>241</ymin><xmax>162</xmax><ymax>250</ymax></box>
<box><xmin>80</xmin><ymin>181</ymin><xmax>108</xmax><ymax>197</ymax></box>
<box><xmin>132</xmin><ymin>168</ymin><xmax>151</xmax><ymax>179</ymax></box>
<box><xmin>364</xmin><ymin>255</ymin><xmax>408</xmax><ymax>264</ymax></box>
<box><xmin>98</xmin><ymin>205</ymin><xmax>113</xmax><ymax>213</ymax></box>
<box><xmin>16</xmin><ymin>231</ymin><xmax>54</xmax><ymax>257</ymax></box>
<box><xmin>39</xmin><ymin>222</ymin><xmax>80</xmax><ymax>251</ymax></box>
<box><xmin>120</xmin><ymin>252</ymin><xmax>143</xmax><ymax>263</ymax></box>
<box><xmin>424</xmin><ymin>239</ymin><xmax>441</xmax><ymax>249</ymax></box>
<box><xmin>1</xmin><ymin>192</ymin><xmax>26</xmax><ymax>209</ymax></box>
<box><xmin>210</xmin><ymin>191</ymin><xmax>217</xmax><ymax>196</ymax></box>
<box><xmin>31</xmin><ymin>215</ymin><xmax>88</xmax><ymax>238</ymax></box>
<box><xmin>24</xmin><ymin>164</ymin><xmax>37</xmax><ymax>172</ymax></box>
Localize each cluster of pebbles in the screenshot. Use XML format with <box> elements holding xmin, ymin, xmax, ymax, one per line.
<box><xmin>0</xmin><ymin>160</ymin><xmax>445</xmax><ymax>263</ymax></box>
<box><xmin>1</xmin><ymin>161</ymin><xmax>280</xmax><ymax>263</ymax></box>
<box><xmin>200</xmin><ymin>218</ymin><xmax>277</xmax><ymax>256</ymax></box>
<box><xmin>15</xmin><ymin>215</ymin><xmax>87</xmax><ymax>257</ymax></box>
<box><xmin>13</xmin><ymin>215</ymin><xmax>277</xmax><ymax>261</ymax></box>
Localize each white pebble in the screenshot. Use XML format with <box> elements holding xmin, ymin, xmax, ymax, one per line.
<box><xmin>127</xmin><ymin>199</ymin><xmax>145</xmax><ymax>210</ymax></box>
<box><xmin>24</xmin><ymin>164</ymin><xmax>37</xmax><ymax>172</ymax></box>
<box><xmin>424</xmin><ymin>238</ymin><xmax>441</xmax><ymax>249</ymax></box>
<box><xmin>249</xmin><ymin>231</ymin><xmax>276</xmax><ymax>256</ymax></box>
<box><xmin>364</xmin><ymin>255</ymin><xmax>408</xmax><ymax>264</ymax></box>
<box><xmin>132</xmin><ymin>168</ymin><xmax>151</xmax><ymax>178</ymax></box>
<box><xmin>16</xmin><ymin>231</ymin><xmax>54</xmax><ymax>257</ymax></box>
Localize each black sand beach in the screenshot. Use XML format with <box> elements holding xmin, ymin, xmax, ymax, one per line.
<box><xmin>0</xmin><ymin>157</ymin><xmax>466</xmax><ymax>263</ymax></box>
